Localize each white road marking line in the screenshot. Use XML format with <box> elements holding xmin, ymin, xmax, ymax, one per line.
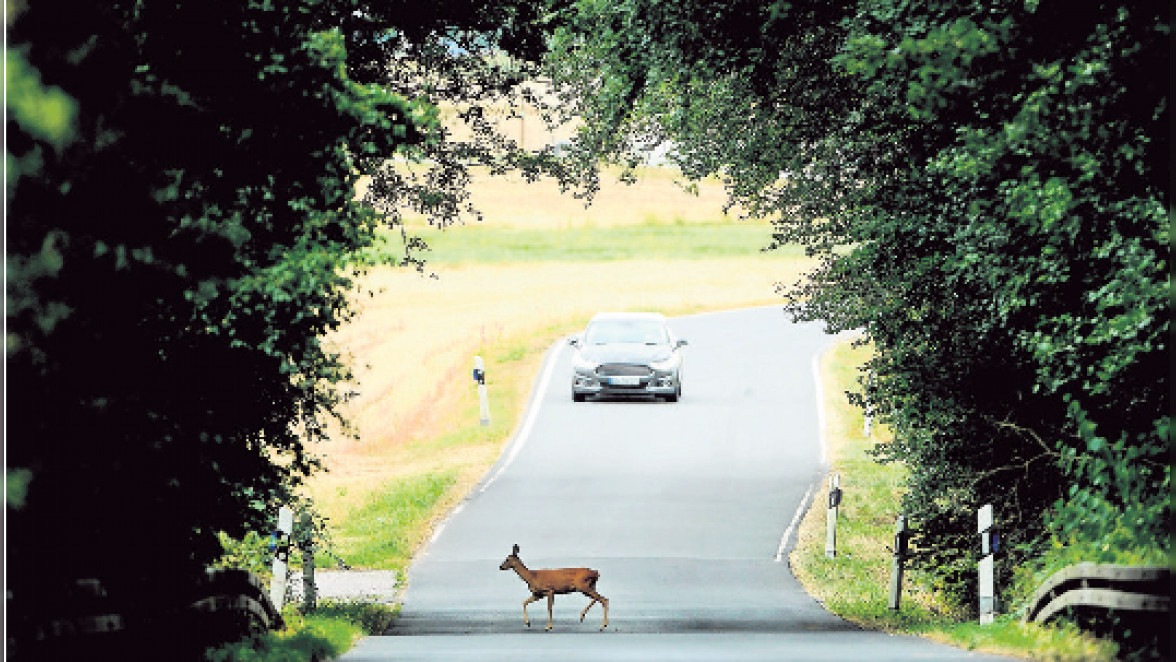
<box><xmin>775</xmin><ymin>342</ymin><xmax>835</xmax><ymax>562</ymax></box>
<box><xmin>776</xmin><ymin>480</ymin><xmax>817</xmax><ymax>563</ymax></box>
<box><xmin>478</xmin><ymin>341</ymin><xmax>565</xmax><ymax>493</ymax></box>
<box><xmin>429</xmin><ymin>503</ymin><xmax>465</xmax><ymax>544</ymax></box>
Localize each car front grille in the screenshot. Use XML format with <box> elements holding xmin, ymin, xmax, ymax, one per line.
<box><xmin>596</xmin><ymin>363</ymin><xmax>653</xmax><ymax>377</ymax></box>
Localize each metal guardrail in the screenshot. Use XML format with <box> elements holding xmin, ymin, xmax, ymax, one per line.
<box><xmin>194</xmin><ymin>567</ymin><xmax>285</xmax><ymax>633</ymax></box>
<box><xmin>1023</xmin><ymin>563</ymin><xmax>1169</xmax><ymax>625</ymax></box>
<box><xmin>10</xmin><ymin>569</ymin><xmax>282</xmax><ymax>660</ymax></box>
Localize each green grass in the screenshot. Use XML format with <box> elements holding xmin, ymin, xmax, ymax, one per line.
<box><xmin>312</xmin><ymin>600</ymin><xmax>400</xmax><ymax>636</ymax></box>
<box><xmin>375</xmin><ymin>222</ymin><xmax>803</xmax><ymax>264</ymax></box>
<box><xmin>333</xmin><ymin>472</ymin><xmax>458</xmax><ymax>571</ymax></box>
<box><xmin>204</xmin><ymin>612</ymin><xmax>359</xmax><ymax>662</ymax></box>
<box><xmin>788</xmin><ymin>339</ymin><xmax>1119</xmax><ymax>661</ymax></box>
<box><xmin>919</xmin><ymin>617</ymin><xmax>1124</xmax><ymax>662</ymax></box>
<box><xmin>204</xmin><ymin>602</ymin><xmax>397</xmax><ymax>662</ymax></box>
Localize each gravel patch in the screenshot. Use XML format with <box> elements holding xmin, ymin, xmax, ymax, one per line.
<box><xmin>287</xmin><ymin>570</ymin><xmax>399</xmax><ymax>604</ymax></box>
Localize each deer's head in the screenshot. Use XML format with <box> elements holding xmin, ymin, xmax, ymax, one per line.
<box><xmin>499</xmin><ymin>543</ymin><xmax>521</xmax><ymax>571</ymax></box>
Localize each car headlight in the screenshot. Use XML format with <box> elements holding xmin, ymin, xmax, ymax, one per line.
<box><xmin>649</xmin><ymin>353</ymin><xmax>680</xmax><ymax>371</ymax></box>
<box><xmin>572</xmin><ymin>353</ymin><xmax>599</xmax><ymax>372</ymax></box>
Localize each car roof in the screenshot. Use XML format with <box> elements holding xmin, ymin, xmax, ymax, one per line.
<box><xmin>588</xmin><ymin>312</ymin><xmax>667</xmax><ymax>324</ymax></box>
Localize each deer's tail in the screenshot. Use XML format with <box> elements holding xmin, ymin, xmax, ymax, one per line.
<box><xmin>586</xmin><ymin>570</ymin><xmax>600</xmax><ymax>588</ymax></box>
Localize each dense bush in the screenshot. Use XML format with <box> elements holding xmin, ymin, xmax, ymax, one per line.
<box><xmin>543</xmin><ymin>0</ymin><xmax>1169</xmax><ymax>608</ymax></box>
<box><xmin>7</xmin><ymin>1</ymin><xmax>552</xmax><ymax>657</ymax></box>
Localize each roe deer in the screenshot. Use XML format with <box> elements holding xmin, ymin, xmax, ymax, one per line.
<box><xmin>498</xmin><ymin>544</ymin><xmax>608</xmax><ymax>631</ymax></box>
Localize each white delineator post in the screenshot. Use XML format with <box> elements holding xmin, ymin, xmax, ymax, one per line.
<box><xmin>978</xmin><ymin>504</ymin><xmax>998</xmax><ymax>624</ymax></box>
<box><xmin>269</xmin><ymin>506</ymin><xmax>294</xmax><ymax>609</ymax></box>
<box><xmin>825</xmin><ymin>474</ymin><xmax>841</xmax><ymax>559</ymax></box>
<box><xmin>888</xmin><ymin>514</ymin><xmax>908</xmax><ymax>611</ymax></box>
<box><xmin>474</xmin><ymin>356</ymin><xmax>490</xmax><ymax>426</ymax></box>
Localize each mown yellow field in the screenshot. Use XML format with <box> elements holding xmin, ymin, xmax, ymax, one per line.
<box><xmin>362</xmin><ymin>164</ymin><xmax>754</xmax><ymax>230</ymax></box>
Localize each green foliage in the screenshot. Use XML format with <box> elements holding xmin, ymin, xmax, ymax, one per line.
<box><xmin>793</xmin><ymin>339</ymin><xmax>1119</xmax><ymax>661</ymax></box>
<box><xmin>4</xmin><ymin>48</ymin><xmax>76</xmax><ymax>162</ymax></box>
<box><xmin>5</xmin><ymin>468</ymin><xmax>34</xmax><ymax>510</ymax></box>
<box><xmin>545</xmin><ymin>0</ymin><xmax>1169</xmax><ymax>617</ymax></box>
<box><xmin>6</xmin><ymin>0</ymin><xmax>555</xmax><ymax>657</ymax></box>
<box><xmin>214</xmin><ymin>531</ymin><xmax>275</xmax><ymax>581</ymax></box>
<box><xmin>204</xmin><ymin>612</ymin><xmax>359</xmax><ymax>662</ymax></box>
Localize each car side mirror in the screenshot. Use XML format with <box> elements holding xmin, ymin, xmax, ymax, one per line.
<box><xmin>676</xmin><ymin>339</ymin><xmax>688</xmax><ymax>348</ymax></box>
<box><xmin>568</xmin><ymin>336</ymin><xmax>581</xmax><ymax>347</ymax></box>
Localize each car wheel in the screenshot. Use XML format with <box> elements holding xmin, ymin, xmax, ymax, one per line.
<box><xmin>665</xmin><ymin>387</ymin><xmax>680</xmax><ymax>403</ymax></box>
<box><xmin>573</xmin><ymin>392</ymin><xmax>586</xmax><ymax>403</ymax></box>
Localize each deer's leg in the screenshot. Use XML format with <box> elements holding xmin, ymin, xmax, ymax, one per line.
<box><xmin>579</xmin><ymin>596</ymin><xmax>597</xmax><ymax>622</ymax></box>
<box><xmin>545</xmin><ymin>592</ymin><xmax>555</xmax><ymax>631</ymax></box>
<box><xmin>522</xmin><ymin>593</ymin><xmax>543</xmax><ymax>627</ymax></box>
<box><xmin>583</xmin><ymin>588</ymin><xmax>608</xmax><ymax>630</ymax></box>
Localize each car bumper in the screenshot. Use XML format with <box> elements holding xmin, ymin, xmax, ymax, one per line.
<box><xmin>572</xmin><ymin>370</ymin><xmax>680</xmax><ymax>397</ymax></box>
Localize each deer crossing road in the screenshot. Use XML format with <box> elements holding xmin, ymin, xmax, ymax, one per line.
<box><xmin>340</xmin><ymin>307</ymin><xmax>1017</xmax><ymax>661</ymax></box>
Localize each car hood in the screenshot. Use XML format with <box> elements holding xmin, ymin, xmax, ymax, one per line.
<box><xmin>577</xmin><ymin>343</ymin><xmax>674</xmax><ymax>365</ymax></box>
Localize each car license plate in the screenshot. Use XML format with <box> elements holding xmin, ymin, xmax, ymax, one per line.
<box><xmin>610</xmin><ymin>376</ymin><xmax>641</xmax><ymax>386</ymax></box>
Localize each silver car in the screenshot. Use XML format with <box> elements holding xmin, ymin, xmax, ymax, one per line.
<box><xmin>568</xmin><ymin>312</ymin><xmax>687</xmax><ymax>402</ymax></box>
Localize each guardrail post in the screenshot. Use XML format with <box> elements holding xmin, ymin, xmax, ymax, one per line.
<box><xmin>978</xmin><ymin>504</ymin><xmax>998</xmax><ymax>624</ymax></box>
<box><xmin>888</xmin><ymin>514</ymin><xmax>908</xmax><ymax>611</ymax></box>
<box><xmin>473</xmin><ymin>356</ymin><xmax>490</xmax><ymax>426</ymax></box>
<box><xmin>268</xmin><ymin>506</ymin><xmax>293</xmax><ymax>610</ymax></box>
<box><xmin>825</xmin><ymin>474</ymin><xmax>841</xmax><ymax>559</ymax></box>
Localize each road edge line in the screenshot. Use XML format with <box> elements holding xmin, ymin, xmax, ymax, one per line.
<box><xmin>776</xmin><ymin>338</ymin><xmax>841</xmax><ymax>562</ymax></box>
<box><xmin>776</xmin><ymin>479</ymin><xmax>818</xmax><ymax>563</ymax></box>
<box><xmin>478</xmin><ymin>339</ymin><xmax>564</xmax><ymax>494</ymax></box>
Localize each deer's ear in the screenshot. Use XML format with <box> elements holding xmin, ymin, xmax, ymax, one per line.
<box><xmin>512</xmin><ymin>544</ymin><xmax>519</xmax><ymax>555</ymax></box>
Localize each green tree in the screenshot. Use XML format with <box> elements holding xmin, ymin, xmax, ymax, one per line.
<box><xmin>6</xmin><ymin>1</ymin><xmax>549</xmax><ymax>657</ymax></box>
<box><xmin>545</xmin><ymin>0</ymin><xmax>1169</xmax><ymax>608</ymax></box>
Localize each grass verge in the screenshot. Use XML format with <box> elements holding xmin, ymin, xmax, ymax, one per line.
<box><xmin>789</xmin><ymin>338</ymin><xmax>1119</xmax><ymax>661</ymax></box>
<box><xmin>332</xmin><ymin>472</ymin><xmax>459</xmax><ymax>570</ymax></box>
<box><xmin>204</xmin><ymin>602</ymin><xmax>397</xmax><ymax>662</ymax></box>
<box><xmin>377</xmin><ymin>221</ymin><xmax>801</xmax><ymax>265</ymax></box>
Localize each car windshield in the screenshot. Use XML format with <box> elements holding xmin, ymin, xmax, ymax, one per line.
<box><xmin>585</xmin><ymin>319</ymin><xmax>669</xmax><ymax>345</ymax></box>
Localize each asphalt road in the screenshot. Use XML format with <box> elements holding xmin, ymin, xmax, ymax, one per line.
<box><xmin>340</xmin><ymin>308</ymin><xmax>1017</xmax><ymax>661</ymax></box>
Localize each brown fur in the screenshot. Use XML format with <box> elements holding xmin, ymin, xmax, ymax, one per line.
<box><xmin>499</xmin><ymin>544</ymin><xmax>609</xmax><ymax>631</ymax></box>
